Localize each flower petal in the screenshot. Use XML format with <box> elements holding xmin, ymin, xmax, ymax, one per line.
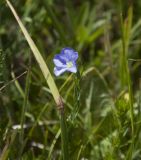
<box><xmin>53</xmin><ymin>58</ymin><xmax>66</xmax><ymax>67</ymax></box>
<box><xmin>67</xmin><ymin>65</ymin><xmax>77</xmax><ymax>73</ymax></box>
<box><xmin>54</xmin><ymin>67</ymin><xmax>68</xmax><ymax>76</ymax></box>
<box><xmin>61</xmin><ymin>48</ymin><xmax>78</xmax><ymax>61</ymax></box>
<box><xmin>71</xmin><ymin>52</ymin><xmax>78</xmax><ymax>61</ymax></box>
<box><xmin>54</xmin><ymin>54</ymin><xmax>68</xmax><ymax>64</ymax></box>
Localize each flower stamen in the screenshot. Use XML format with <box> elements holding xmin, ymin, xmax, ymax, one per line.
<box><xmin>66</xmin><ymin>61</ymin><xmax>73</xmax><ymax>68</ymax></box>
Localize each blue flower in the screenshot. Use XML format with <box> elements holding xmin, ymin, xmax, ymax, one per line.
<box><xmin>53</xmin><ymin>47</ymin><xmax>78</xmax><ymax>76</ymax></box>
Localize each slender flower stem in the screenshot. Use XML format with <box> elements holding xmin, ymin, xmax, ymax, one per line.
<box><xmin>59</xmin><ymin>106</ymin><xmax>69</xmax><ymax>160</ymax></box>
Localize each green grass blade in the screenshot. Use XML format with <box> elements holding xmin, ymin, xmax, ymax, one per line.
<box><xmin>5</xmin><ymin>0</ymin><xmax>62</xmax><ymax>107</ymax></box>
<box><xmin>6</xmin><ymin>1</ymin><xmax>69</xmax><ymax>159</ymax></box>
<box><xmin>47</xmin><ymin>129</ymin><xmax>61</xmax><ymax>160</ymax></box>
<box><xmin>20</xmin><ymin>69</ymin><xmax>30</xmax><ymax>154</ymax></box>
<box><xmin>119</xmin><ymin>2</ymin><xmax>134</xmax><ymax>158</ymax></box>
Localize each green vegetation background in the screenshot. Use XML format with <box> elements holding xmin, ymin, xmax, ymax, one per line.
<box><xmin>0</xmin><ymin>0</ymin><xmax>141</xmax><ymax>159</ymax></box>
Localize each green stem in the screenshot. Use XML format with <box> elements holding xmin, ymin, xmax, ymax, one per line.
<box><xmin>60</xmin><ymin>108</ymin><xmax>69</xmax><ymax>160</ymax></box>
<box><xmin>20</xmin><ymin>68</ymin><xmax>30</xmax><ymax>156</ymax></box>
<box><xmin>119</xmin><ymin>1</ymin><xmax>134</xmax><ymax>158</ymax></box>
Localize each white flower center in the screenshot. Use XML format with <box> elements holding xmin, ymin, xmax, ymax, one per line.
<box><xmin>66</xmin><ymin>61</ymin><xmax>73</xmax><ymax>68</ymax></box>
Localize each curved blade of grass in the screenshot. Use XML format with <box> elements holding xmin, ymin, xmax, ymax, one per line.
<box><xmin>5</xmin><ymin>0</ymin><xmax>61</xmax><ymax>107</ymax></box>
<box><xmin>47</xmin><ymin>129</ymin><xmax>61</xmax><ymax>160</ymax></box>
<box><xmin>6</xmin><ymin>1</ymin><xmax>69</xmax><ymax>159</ymax></box>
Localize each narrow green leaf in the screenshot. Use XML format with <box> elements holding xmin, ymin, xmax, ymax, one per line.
<box><xmin>5</xmin><ymin>0</ymin><xmax>62</xmax><ymax>107</ymax></box>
